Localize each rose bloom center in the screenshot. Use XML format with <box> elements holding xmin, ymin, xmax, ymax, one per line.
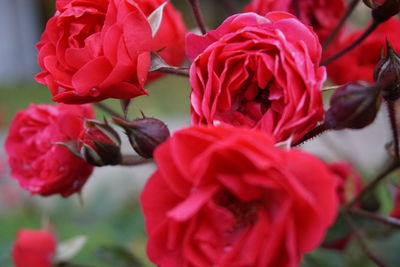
<box><xmin>214</xmin><ymin>189</ymin><xmax>260</xmax><ymax>230</ymax></box>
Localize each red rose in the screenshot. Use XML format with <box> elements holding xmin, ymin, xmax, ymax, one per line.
<box><xmin>187</xmin><ymin>12</ymin><xmax>326</xmax><ymax>143</ymax></box>
<box><xmin>36</xmin><ymin>0</ymin><xmax>186</xmax><ymax>104</ymax></box>
<box><xmin>12</xmin><ymin>229</ymin><xmax>57</xmax><ymax>267</ymax></box>
<box><xmin>243</xmin><ymin>0</ymin><xmax>346</xmax><ymax>43</ymax></box>
<box><xmin>141</xmin><ymin>126</ymin><xmax>338</xmax><ymax>267</ymax></box>
<box><xmin>327</xmin><ymin>17</ymin><xmax>400</xmax><ymax>85</ymax></box>
<box><xmin>5</xmin><ymin>104</ymin><xmax>94</xmax><ymax>197</ymax></box>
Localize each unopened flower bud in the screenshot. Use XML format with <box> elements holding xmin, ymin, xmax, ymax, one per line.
<box><xmin>113</xmin><ymin>117</ymin><xmax>170</xmax><ymax>158</ymax></box>
<box><xmin>364</xmin><ymin>0</ymin><xmax>400</xmax><ymax>22</ymax></box>
<box><xmin>363</xmin><ymin>0</ymin><xmax>386</xmax><ymax>8</ymax></box>
<box><xmin>374</xmin><ymin>41</ymin><xmax>400</xmax><ymax>101</ymax></box>
<box><xmin>78</xmin><ymin>119</ymin><xmax>122</xmax><ymax>166</ymax></box>
<box><xmin>325</xmin><ymin>82</ymin><xmax>381</xmax><ymax>130</ymax></box>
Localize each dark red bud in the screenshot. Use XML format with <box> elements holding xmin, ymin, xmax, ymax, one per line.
<box><xmin>113</xmin><ymin>117</ymin><xmax>170</xmax><ymax>158</ymax></box>
<box><xmin>325</xmin><ymin>82</ymin><xmax>381</xmax><ymax>130</ymax></box>
<box><xmin>365</xmin><ymin>0</ymin><xmax>400</xmax><ymax>22</ymax></box>
<box><xmin>374</xmin><ymin>41</ymin><xmax>400</xmax><ymax>101</ymax></box>
<box><xmin>363</xmin><ymin>0</ymin><xmax>386</xmax><ymax>8</ymax></box>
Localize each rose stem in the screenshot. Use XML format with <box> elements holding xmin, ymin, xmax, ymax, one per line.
<box><xmin>120</xmin><ymin>155</ymin><xmax>153</xmax><ymax>166</ymax></box>
<box><xmin>321</xmin><ymin>20</ymin><xmax>381</xmax><ymax>66</ymax></box>
<box><xmin>94</xmin><ymin>102</ymin><xmax>124</xmax><ymax>120</ymax></box>
<box><xmin>387</xmin><ymin>101</ymin><xmax>400</xmax><ymax>161</ymax></box>
<box><xmin>347</xmin><ymin>162</ymin><xmax>400</xmax><ymax>208</ymax></box>
<box><xmin>350</xmin><ymin>208</ymin><xmax>400</xmax><ymax>228</ymax></box>
<box><xmin>322</xmin><ymin>0</ymin><xmax>360</xmax><ymax>52</ymax></box>
<box><xmin>343</xmin><ymin>210</ymin><xmax>388</xmax><ymax>267</ymax></box>
<box><xmin>186</xmin><ymin>0</ymin><xmax>207</xmax><ymax>35</ymax></box>
<box><xmin>221</xmin><ymin>0</ymin><xmax>236</xmax><ymax>14</ymax></box>
<box><xmin>77</xmin><ymin>193</ymin><xmax>84</xmax><ymax>207</ymax></box>
<box><xmin>293</xmin><ymin>123</ymin><xmax>329</xmax><ymax>146</ymax></box>
<box><xmin>291</xmin><ymin>0</ymin><xmax>302</xmax><ymax>21</ymax></box>
<box><xmin>156</xmin><ymin>67</ymin><xmax>190</xmax><ymax>77</ymax></box>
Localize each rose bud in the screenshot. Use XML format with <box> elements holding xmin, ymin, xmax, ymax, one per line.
<box><xmin>78</xmin><ymin>119</ymin><xmax>122</xmax><ymax>166</ymax></box>
<box><xmin>325</xmin><ymin>82</ymin><xmax>382</xmax><ymax>130</ymax></box>
<box><xmin>12</xmin><ymin>229</ymin><xmax>57</xmax><ymax>267</ymax></box>
<box><xmin>363</xmin><ymin>0</ymin><xmax>386</xmax><ymax>8</ymax></box>
<box><xmin>374</xmin><ymin>41</ymin><xmax>400</xmax><ymax>101</ymax></box>
<box><xmin>113</xmin><ymin>117</ymin><xmax>170</xmax><ymax>158</ymax></box>
<box><xmin>369</xmin><ymin>0</ymin><xmax>400</xmax><ymax>22</ymax></box>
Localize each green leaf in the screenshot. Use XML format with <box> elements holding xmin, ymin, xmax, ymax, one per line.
<box><xmin>323</xmin><ymin>212</ymin><xmax>352</xmax><ymax>244</ymax></box>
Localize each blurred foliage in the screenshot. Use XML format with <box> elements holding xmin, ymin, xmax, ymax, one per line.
<box><xmin>0</xmin><ymin>75</ymin><xmax>190</xmax><ymax>127</ymax></box>
<box><xmin>0</xmin><ymin>193</ymin><xmax>153</xmax><ymax>267</ymax></box>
